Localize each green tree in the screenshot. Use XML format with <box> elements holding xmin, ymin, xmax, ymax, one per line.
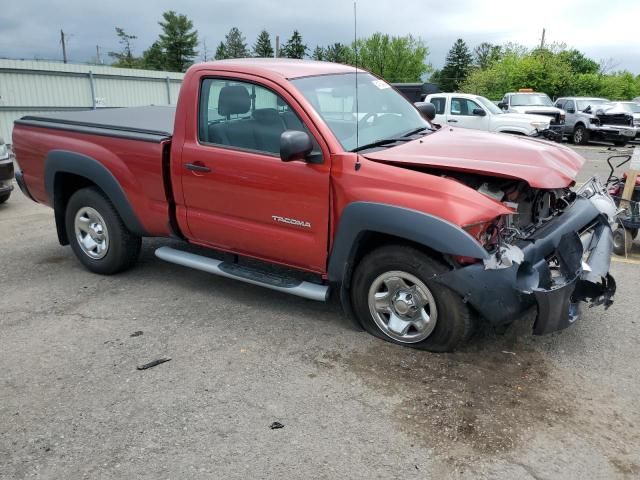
<box><xmin>439</xmin><ymin>38</ymin><xmax>473</xmax><ymax>91</ymax></box>
<box><xmin>311</xmin><ymin>45</ymin><xmax>325</xmax><ymax>61</ymax></box>
<box><xmin>109</xmin><ymin>27</ymin><xmax>141</xmax><ymax>68</ymax></box>
<box><xmin>142</xmin><ymin>41</ymin><xmax>166</xmax><ymax>70</ymax></box>
<box><xmin>214</xmin><ymin>41</ymin><xmax>228</xmax><ymax>60</ymax></box>
<box><xmin>461</xmin><ymin>46</ymin><xmax>573</xmax><ymax>99</ymax></box>
<box><xmin>349</xmin><ymin>33</ymin><xmax>429</xmax><ymax>82</ymax></box>
<box><xmin>558</xmin><ymin>49</ymin><xmax>599</xmax><ymax>75</ymax></box>
<box><xmin>253</xmin><ymin>29</ymin><xmax>274</xmax><ymax>57</ymax></box>
<box><xmin>280</xmin><ymin>30</ymin><xmax>308</xmax><ymax>59</ymax></box>
<box><xmin>324</xmin><ymin>43</ymin><xmax>349</xmax><ymax>64</ymax></box>
<box><xmin>473</xmin><ymin>42</ymin><xmax>502</xmax><ymax>70</ymax></box>
<box><xmin>224</xmin><ymin>27</ymin><xmax>249</xmax><ymax>58</ymax></box>
<box><xmin>158</xmin><ymin>11</ymin><xmax>198</xmax><ymax>72</ymax></box>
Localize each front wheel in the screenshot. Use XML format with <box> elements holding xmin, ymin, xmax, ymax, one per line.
<box><xmin>351</xmin><ymin>245</ymin><xmax>475</xmax><ymax>352</ymax></box>
<box><xmin>0</xmin><ymin>192</ymin><xmax>10</xmax><ymax>204</ymax></box>
<box><xmin>572</xmin><ymin>125</ymin><xmax>590</xmax><ymax>145</ymax></box>
<box><xmin>613</xmin><ymin>140</ymin><xmax>628</xmax><ymax>147</ymax></box>
<box><xmin>65</xmin><ymin>187</ymin><xmax>141</xmax><ymax>274</ymax></box>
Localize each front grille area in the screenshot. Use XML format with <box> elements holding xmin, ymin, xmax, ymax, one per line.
<box><xmin>598</xmin><ymin>113</ymin><xmax>633</xmax><ymax>127</ymax></box>
<box><xmin>527</xmin><ymin>111</ymin><xmax>560</xmax><ymax>124</ymax></box>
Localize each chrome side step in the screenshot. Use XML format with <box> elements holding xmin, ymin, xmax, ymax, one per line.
<box><xmin>155</xmin><ymin>246</ymin><xmax>329</xmax><ymax>302</ymax></box>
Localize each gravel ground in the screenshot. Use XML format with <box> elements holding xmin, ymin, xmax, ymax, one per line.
<box><xmin>1</xmin><ymin>144</ymin><xmax>639</xmax><ymax>479</ymax></box>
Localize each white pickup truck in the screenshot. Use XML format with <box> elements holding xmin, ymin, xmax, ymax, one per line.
<box><xmin>424</xmin><ymin>93</ymin><xmax>554</xmax><ymax>137</ymax></box>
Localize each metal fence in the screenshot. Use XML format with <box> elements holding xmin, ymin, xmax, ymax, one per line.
<box><xmin>0</xmin><ymin>59</ymin><xmax>185</xmax><ymax>143</ymax></box>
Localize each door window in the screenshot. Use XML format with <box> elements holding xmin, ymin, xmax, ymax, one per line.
<box><xmin>450</xmin><ymin>98</ymin><xmax>483</xmax><ymax>116</ymax></box>
<box><xmin>198</xmin><ymin>78</ymin><xmax>313</xmax><ymax>155</ymax></box>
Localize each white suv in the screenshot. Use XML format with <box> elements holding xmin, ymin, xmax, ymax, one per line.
<box><xmin>425</xmin><ymin>93</ymin><xmax>554</xmax><ymax>137</ymax></box>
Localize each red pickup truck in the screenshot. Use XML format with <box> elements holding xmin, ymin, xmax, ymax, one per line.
<box><xmin>12</xmin><ymin>59</ymin><xmax>617</xmax><ymax>351</ymax></box>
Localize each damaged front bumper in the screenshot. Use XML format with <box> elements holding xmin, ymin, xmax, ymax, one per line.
<box><xmin>435</xmin><ymin>196</ymin><xmax>616</xmax><ymax>335</ymax></box>
<box><xmin>534</xmin><ymin>126</ymin><xmax>564</xmax><ymax>142</ymax></box>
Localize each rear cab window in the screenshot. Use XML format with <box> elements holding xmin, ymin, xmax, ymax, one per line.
<box><xmin>429</xmin><ymin>97</ymin><xmax>446</xmax><ymax>115</ymax></box>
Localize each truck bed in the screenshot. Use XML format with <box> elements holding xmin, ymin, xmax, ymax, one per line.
<box><xmin>15</xmin><ymin>106</ymin><xmax>175</xmax><ymax>143</ymax></box>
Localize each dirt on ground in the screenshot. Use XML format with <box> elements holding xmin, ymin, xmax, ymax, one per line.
<box><xmin>307</xmin><ymin>327</ymin><xmax>640</xmax><ymax>477</ymax></box>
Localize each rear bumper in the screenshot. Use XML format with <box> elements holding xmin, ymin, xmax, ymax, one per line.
<box><xmin>435</xmin><ymin>197</ymin><xmax>615</xmax><ymax>335</ymax></box>
<box><xmin>14</xmin><ymin>167</ymin><xmax>34</xmax><ymax>201</ymax></box>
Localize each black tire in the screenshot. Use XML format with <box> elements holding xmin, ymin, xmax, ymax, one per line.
<box><xmin>612</xmin><ymin>227</ymin><xmax>633</xmax><ymax>256</ymax></box>
<box><xmin>65</xmin><ymin>187</ymin><xmax>141</xmax><ymax>274</ymax></box>
<box><xmin>572</xmin><ymin>124</ymin><xmax>590</xmax><ymax>145</ymax></box>
<box><xmin>631</xmin><ymin>228</ymin><xmax>639</xmax><ymax>240</ymax></box>
<box><xmin>351</xmin><ymin>245</ymin><xmax>475</xmax><ymax>352</ymax></box>
<box><xmin>0</xmin><ymin>192</ymin><xmax>10</xmax><ymax>204</ymax></box>
<box><xmin>613</xmin><ymin>140</ymin><xmax>628</xmax><ymax>147</ymax></box>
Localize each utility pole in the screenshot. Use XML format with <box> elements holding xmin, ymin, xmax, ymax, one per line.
<box><xmin>540</xmin><ymin>28</ymin><xmax>546</xmax><ymax>49</ymax></box>
<box><xmin>275</xmin><ymin>35</ymin><xmax>280</xmax><ymax>58</ymax></box>
<box><xmin>60</xmin><ymin>29</ymin><xmax>68</xmax><ymax>63</ymax></box>
<box><xmin>202</xmin><ymin>38</ymin><xmax>209</xmax><ymax>62</ymax></box>
<box><xmin>95</xmin><ymin>45</ymin><xmax>102</xmax><ymax>64</ymax></box>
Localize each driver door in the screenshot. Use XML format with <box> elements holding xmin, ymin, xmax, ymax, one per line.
<box><xmin>447</xmin><ymin>97</ymin><xmax>490</xmax><ymax>131</ymax></box>
<box><xmin>179</xmin><ymin>76</ymin><xmax>331</xmax><ymax>273</ymax></box>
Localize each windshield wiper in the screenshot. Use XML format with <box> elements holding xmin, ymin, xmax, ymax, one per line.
<box><xmin>351</xmin><ymin>137</ymin><xmax>413</xmax><ymax>153</ymax></box>
<box><xmin>401</xmin><ymin>126</ymin><xmax>432</xmax><ymax>137</ymax></box>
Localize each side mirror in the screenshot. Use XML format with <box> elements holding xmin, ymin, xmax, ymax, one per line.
<box><xmin>497</xmin><ymin>102</ymin><xmax>507</xmax><ymax>110</ymax></box>
<box><xmin>414</xmin><ymin>102</ymin><xmax>436</xmax><ymax>121</ymax></box>
<box><xmin>472</xmin><ymin>108</ymin><xmax>486</xmax><ymax>117</ymax></box>
<box><xmin>280</xmin><ymin>130</ymin><xmax>313</xmax><ymax>162</ymax></box>
<box><xmin>566</xmin><ymin>108</ymin><xmax>575</xmax><ymax>114</ymax></box>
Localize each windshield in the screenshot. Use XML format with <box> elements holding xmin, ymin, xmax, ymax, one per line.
<box><xmin>614</xmin><ymin>102</ymin><xmax>640</xmax><ymax>113</ymax></box>
<box><xmin>576</xmin><ymin>99</ymin><xmax>610</xmax><ymax>111</ymax></box>
<box><xmin>510</xmin><ymin>93</ymin><xmax>553</xmax><ymax>107</ymax></box>
<box><xmin>291</xmin><ymin>73</ymin><xmax>429</xmax><ymax>151</ymax></box>
<box><xmin>475</xmin><ymin>96</ymin><xmax>502</xmax><ymax>114</ymax></box>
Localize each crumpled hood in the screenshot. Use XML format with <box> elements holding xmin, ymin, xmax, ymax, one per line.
<box><xmin>363</xmin><ymin>127</ymin><xmax>585</xmax><ymax>189</ymax></box>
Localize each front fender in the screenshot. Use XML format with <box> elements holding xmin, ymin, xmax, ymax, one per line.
<box><xmin>327</xmin><ymin>202</ymin><xmax>488</xmax><ymax>284</ymax></box>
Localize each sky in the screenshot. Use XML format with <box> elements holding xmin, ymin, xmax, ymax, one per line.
<box><xmin>1</xmin><ymin>0</ymin><xmax>639</xmax><ymax>73</ymax></box>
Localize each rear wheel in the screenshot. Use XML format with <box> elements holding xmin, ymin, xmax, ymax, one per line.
<box><xmin>572</xmin><ymin>125</ymin><xmax>589</xmax><ymax>145</ymax></box>
<box><xmin>612</xmin><ymin>227</ymin><xmax>633</xmax><ymax>256</ymax></box>
<box><xmin>351</xmin><ymin>245</ymin><xmax>475</xmax><ymax>352</ymax></box>
<box><xmin>65</xmin><ymin>187</ymin><xmax>141</xmax><ymax>274</ymax></box>
<box><xmin>0</xmin><ymin>192</ymin><xmax>10</xmax><ymax>204</ymax></box>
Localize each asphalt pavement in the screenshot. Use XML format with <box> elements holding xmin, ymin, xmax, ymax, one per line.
<box><xmin>1</xmin><ymin>144</ymin><xmax>639</xmax><ymax>479</ymax></box>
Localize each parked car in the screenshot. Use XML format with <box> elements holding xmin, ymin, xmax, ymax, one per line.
<box><xmin>12</xmin><ymin>59</ymin><xmax>617</xmax><ymax>351</ymax></box>
<box><xmin>0</xmin><ymin>137</ymin><xmax>14</xmax><ymax>204</ymax></box>
<box><xmin>498</xmin><ymin>91</ymin><xmax>565</xmax><ymax>134</ymax></box>
<box><xmin>554</xmin><ymin>97</ymin><xmax>637</xmax><ymax>146</ymax></box>
<box><xmin>609</xmin><ymin>101</ymin><xmax>640</xmax><ymax>139</ymax></box>
<box><xmin>424</xmin><ymin>92</ymin><xmax>555</xmax><ymax>137</ymax></box>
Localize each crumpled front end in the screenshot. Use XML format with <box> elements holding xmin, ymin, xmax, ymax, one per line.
<box><xmin>435</xmin><ymin>181</ymin><xmax>617</xmax><ymax>335</ymax></box>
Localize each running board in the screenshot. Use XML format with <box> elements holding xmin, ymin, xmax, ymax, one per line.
<box><xmin>155</xmin><ymin>246</ymin><xmax>329</xmax><ymax>302</ymax></box>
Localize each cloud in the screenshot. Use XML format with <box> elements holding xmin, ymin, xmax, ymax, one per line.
<box><xmin>0</xmin><ymin>0</ymin><xmax>638</xmax><ymax>73</ymax></box>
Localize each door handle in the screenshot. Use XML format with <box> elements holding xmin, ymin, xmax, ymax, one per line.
<box><xmin>447</xmin><ymin>119</ymin><xmax>458</xmax><ymax>123</ymax></box>
<box><xmin>184</xmin><ymin>162</ymin><xmax>212</xmax><ymax>173</ymax></box>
